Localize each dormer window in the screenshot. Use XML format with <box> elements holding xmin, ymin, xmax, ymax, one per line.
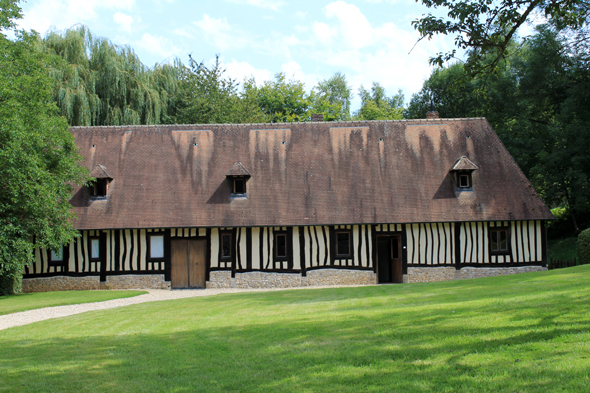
<box><xmin>226</xmin><ymin>162</ymin><xmax>251</xmax><ymax>199</ymax></box>
<box><xmin>233</xmin><ymin>178</ymin><xmax>246</xmax><ymax>195</ymax></box>
<box><xmin>93</xmin><ymin>178</ymin><xmax>108</xmax><ymax>198</ymax></box>
<box><xmin>89</xmin><ymin>164</ymin><xmax>113</xmax><ymax>201</ymax></box>
<box><xmin>457</xmin><ymin>172</ymin><xmax>472</xmax><ymax>189</ymax></box>
<box><xmin>451</xmin><ymin>156</ymin><xmax>478</xmax><ymax>192</ymax></box>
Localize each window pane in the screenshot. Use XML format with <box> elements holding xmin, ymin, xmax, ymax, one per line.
<box><xmin>276</xmin><ymin>234</ymin><xmax>287</xmax><ymax>257</ymax></box>
<box><xmin>150</xmin><ymin>235</ymin><xmax>164</xmax><ymax>258</ymax></box>
<box><xmin>91</xmin><ymin>239</ymin><xmax>100</xmax><ymax>258</ymax></box>
<box><xmin>491</xmin><ymin>231</ymin><xmax>498</xmax><ymax>251</ymax></box>
<box><xmin>51</xmin><ymin>246</ymin><xmax>63</xmax><ymax>261</ymax></box>
<box><xmin>337</xmin><ymin>232</ymin><xmax>350</xmax><ymax>255</ymax></box>
<box><xmin>222</xmin><ymin>234</ymin><xmax>231</xmax><ymax>257</ymax></box>
<box><xmin>234</xmin><ymin>179</ymin><xmax>245</xmax><ymax>194</ymax></box>
<box><xmin>500</xmin><ymin>230</ymin><xmax>507</xmax><ymax>250</ymax></box>
<box><xmin>460</xmin><ymin>174</ymin><xmax>469</xmax><ymax>187</ymax></box>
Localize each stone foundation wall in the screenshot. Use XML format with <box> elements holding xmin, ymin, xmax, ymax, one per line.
<box><xmin>22</xmin><ymin>265</ymin><xmax>546</xmax><ymax>292</ymax></box>
<box><xmin>106</xmin><ymin>275</ymin><xmax>170</xmax><ymax>290</ymax></box>
<box><xmin>22</xmin><ymin>276</ymin><xmax>101</xmax><ymax>292</ymax></box>
<box><xmin>303</xmin><ymin>269</ymin><xmax>376</xmax><ymax>286</ymax></box>
<box><xmin>22</xmin><ymin>274</ymin><xmax>171</xmax><ymax>292</ymax></box>
<box><xmin>407</xmin><ymin>265</ymin><xmax>547</xmax><ymax>283</ymax></box>
<box><xmin>207</xmin><ymin>269</ymin><xmax>377</xmax><ymax>288</ymax></box>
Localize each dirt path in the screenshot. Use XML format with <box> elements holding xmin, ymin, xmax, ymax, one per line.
<box><xmin>0</xmin><ymin>285</ymin><xmax>369</xmax><ymax>331</ymax></box>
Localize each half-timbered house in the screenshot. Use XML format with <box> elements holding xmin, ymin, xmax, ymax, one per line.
<box><xmin>22</xmin><ymin>114</ymin><xmax>553</xmax><ymax>291</ymax></box>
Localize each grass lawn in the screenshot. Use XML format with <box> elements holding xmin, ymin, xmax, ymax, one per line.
<box><xmin>1</xmin><ymin>266</ymin><xmax>589</xmax><ymax>392</ymax></box>
<box><xmin>0</xmin><ymin>290</ymin><xmax>147</xmax><ymax>316</ymax></box>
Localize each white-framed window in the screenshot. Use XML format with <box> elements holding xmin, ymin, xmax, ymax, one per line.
<box><xmin>90</xmin><ymin>237</ymin><xmax>100</xmax><ymax>260</ymax></box>
<box><xmin>149</xmin><ymin>234</ymin><xmax>165</xmax><ymax>259</ymax></box>
<box><xmin>50</xmin><ymin>246</ymin><xmax>64</xmax><ymax>264</ymax></box>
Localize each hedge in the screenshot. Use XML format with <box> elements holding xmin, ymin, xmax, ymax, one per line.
<box><xmin>577</xmin><ymin>228</ymin><xmax>590</xmax><ymax>266</ymax></box>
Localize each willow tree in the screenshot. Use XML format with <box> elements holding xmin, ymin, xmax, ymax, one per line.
<box><xmin>42</xmin><ymin>26</ymin><xmax>181</xmax><ymax>126</ymax></box>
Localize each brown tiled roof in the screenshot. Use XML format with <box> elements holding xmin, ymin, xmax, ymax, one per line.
<box><xmin>226</xmin><ymin>162</ymin><xmax>251</xmax><ymax>177</ymax></box>
<box><xmin>452</xmin><ymin>156</ymin><xmax>479</xmax><ymax>171</ymax></box>
<box><xmin>69</xmin><ymin>119</ymin><xmax>553</xmax><ymax>230</ymax></box>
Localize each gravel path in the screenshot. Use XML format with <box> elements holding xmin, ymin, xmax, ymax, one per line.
<box><xmin>0</xmin><ymin>285</ymin><xmax>368</xmax><ymax>331</ymax></box>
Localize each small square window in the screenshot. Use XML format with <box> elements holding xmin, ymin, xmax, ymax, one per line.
<box><xmin>490</xmin><ymin>228</ymin><xmax>510</xmax><ymax>255</ymax></box>
<box><xmin>50</xmin><ymin>246</ymin><xmax>64</xmax><ymax>263</ymax></box>
<box><xmin>91</xmin><ymin>179</ymin><xmax>109</xmax><ymax>200</ymax></box>
<box><xmin>456</xmin><ymin>172</ymin><xmax>472</xmax><ymax>190</ymax></box>
<box><xmin>234</xmin><ymin>179</ymin><xmax>245</xmax><ymax>194</ymax></box>
<box><xmin>149</xmin><ymin>235</ymin><xmax>164</xmax><ymax>259</ymax></box>
<box><xmin>220</xmin><ymin>233</ymin><xmax>232</xmax><ymax>259</ymax></box>
<box><xmin>336</xmin><ymin>231</ymin><xmax>352</xmax><ymax>257</ymax></box>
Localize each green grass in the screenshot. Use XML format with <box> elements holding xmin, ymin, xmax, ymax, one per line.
<box><xmin>547</xmin><ymin>236</ymin><xmax>578</xmax><ymax>261</ymax></box>
<box><xmin>0</xmin><ymin>290</ymin><xmax>147</xmax><ymax>316</ymax></box>
<box><xmin>1</xmin><ymin>267</ymin><xmax>590</xmax><ymax>392</ymax></box>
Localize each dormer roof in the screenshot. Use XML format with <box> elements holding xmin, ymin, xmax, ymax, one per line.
<box><xmin>226</xmin><ymin>162</ymin><xmax>251</xmax><ymax>177</ymax></box>
<box><xmin>90</xmin><ymin>164</ymin><xmax>112</xmax><ymax>179</ymax></box>
<box><xmin>452</xmin><ymin>156</ymin><xmax>479</xmax><ymax>171</ymax></box>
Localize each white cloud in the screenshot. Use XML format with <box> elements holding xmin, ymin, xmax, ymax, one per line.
<box><xmin>313</xmin><ymin>22</ymin><xmax>338</xmax><ymax>44</ymax></box>
<box><xmin>18</xmin><ymin>0</ymin><xmax>135</xmax><ymax>34</ymax></box>
<box><xmin>136</xmin><ymin>33</ymin><xmax>181</xmax><ymax>62</ymax></box>
<box><xmin>172</xmin><ymin>27</ymin><xmax>194</xmax><ymax>38</ymax></box>
<box><xmin>224</xmin><ymin>0</ymin><xmax>285</xmax><ymax>12</ymax></box>
<box><xmin>223</xmin><ymin>60</ymin><xmax>274</xmax><ymax>85</ymax></box>
<box><xmin>281</xmin><ymin>61</ymin><xmax>319</xmax><ymax>89</ymax></box>
<box><xmin>324</xmin><ymin>1</ymin><xmax>373</xmax><ymax>49</ymax></box>
<box><xmin>113</xmin><ymin>12</ymin><xmax>140</xmax><ymax>33</ymax></box>
<box><xmin>193</xmin><ymin>15</ymin><xmax>253</xmax><ymax>51</ymax></box>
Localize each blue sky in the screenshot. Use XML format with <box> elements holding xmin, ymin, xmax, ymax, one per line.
<box><xmin>17</xmin><ymin>0</ymin><xmax>463</xmax><ymax>110</ymax></box>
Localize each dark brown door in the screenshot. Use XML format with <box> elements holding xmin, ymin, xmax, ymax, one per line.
<box><xmin>377</xmin><ymin>235</ymin><xmax>402</xmax><ymax>283</ymax></box>
<box><xmin>171</xmin><ymin>239</ymin><xmax>206</xmax><ymax>288</ymax></box>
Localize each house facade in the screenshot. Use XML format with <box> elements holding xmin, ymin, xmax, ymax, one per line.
<box><xmin>22</xmin><ymin>116</ymin><xmax>553</xmax><ymax>292</ymax></box>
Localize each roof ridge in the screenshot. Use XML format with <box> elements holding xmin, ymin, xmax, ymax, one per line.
<box><xmin>69</xmin><ymin>117</ymin><xmax>487</xmax><ymax>130</ymax></box>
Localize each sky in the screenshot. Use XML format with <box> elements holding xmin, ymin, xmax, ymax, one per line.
<box><xmin>16</xmin><ymin>0</ymin><xmax>464</xmax><ymax>110</ymax></box>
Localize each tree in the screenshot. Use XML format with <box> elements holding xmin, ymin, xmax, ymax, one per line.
<box><xmin>354</xmin><ymin>83</ymin><xmax>405</xmax><ymax>120</ymax></box>
<box><xmin>0</xmin><ymin>2</ymin><xmax>88</xmax><ymax>294</ymax></box>
<box><xmin>407</xmin><ymin>25</ymin><xmax>590</xmax><ymax>232</ymax></box>
<box><xmin>42</xmin><ymin>25</ymin><xmax>181</xmax><ymax>126</ymax></box>
<box><xmin>412</xmin><ymin>0</ymin><xmax>590</xmax><ymax>75</ymax></box>
<box><xmin>246</xmin><ymin>72</ymin><xmax>314</xmax><ymax>123</ymax></box>
<box><xmin>312</xmin><ymin>72</ymin><xmax>353</xmax><ymax>121</ymax></box>
<box><xmin>176</xmin><ymin>55</ymin><xmax>267</xmax><ymax>124</ymax></box>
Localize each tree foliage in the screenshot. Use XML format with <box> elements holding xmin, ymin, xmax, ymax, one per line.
<box><xmin>407</xmin><ymin>25</ymin><xmax>590</xmax><ymax>232</ymax></box>
<box><xmin>246</xmin><ymin>72</ymin><xmax>314</xmax><ymax>123</ymax></box>
<box><xmin>0</xmin><ymin>2</ymin><xmax>88</xmax><ymax>293</ymax></box>
<box><xmin>42</xmin><ymin>26</ymin><xmax>180</xmax><ymax>126</ymax></box>
<box><xmin>413</xmin><ymin>0</ymin><xmax>590</xmax><ymax>75</ymax></box>
<box><xmin>176</xmin><ymin>55</ymin><xmax>267</xmax><ymax>124</ymax></box>
<box><xmin>354</xmin><ymin>83</ymin><xmax>405</xmax><ymax>120</ymax></box>
<box><xmin>312</xmin><ymin>72</ymin><xmax>353</xmax><ymax>121</ymax></box>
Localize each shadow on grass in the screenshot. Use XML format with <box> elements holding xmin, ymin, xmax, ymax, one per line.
<box><xmin>1</xmin><ymin>296</ymin><xmax>589</xmax><ymax>392</ymax></box>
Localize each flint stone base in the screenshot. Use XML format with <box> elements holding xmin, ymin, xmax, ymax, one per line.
<box><xmin>22</xmin><ymin>274</ymin><xmax>170</xmax><ymax>292</ymax></box>
<box><xmin>407</xmin><ymin>265</ymin><xmax>547</xmax><ymax>283</ymax></box>
<box><xmin>207</xmin><ymin>269</ymin><xmax>377</xmax><ymax>288</ymax></box>
<box><xmin>106</xmin><ymin>275</ymin><xmax>170</xmax><ymax>290</ymax></box>
<box><xmin>22</xmin><ymin>276</ymin><xmax>100</xmax><ymax>292</ymax></box>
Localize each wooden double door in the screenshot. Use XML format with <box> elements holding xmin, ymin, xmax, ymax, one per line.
<box><xmin>171</xmin><ymin>239</ymin><xmax>206</xmax><ymax>288</ymax></box>
<box><xmin>377</xmin><ymin>235</ymin><xmax>402</xmax><ymax>283</ymax></box>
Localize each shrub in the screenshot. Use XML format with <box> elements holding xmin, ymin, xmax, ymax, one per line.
<box><xmin>577</xmin><ymin>228</ymin><xmax>590</xmax><ymax>266</ymax></box>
